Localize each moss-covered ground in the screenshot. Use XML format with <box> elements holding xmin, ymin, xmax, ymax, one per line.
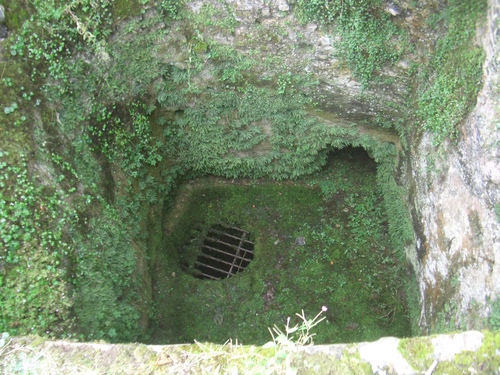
<box><xmin>151</xmin><ymin>148</ymin><xmax>411</xmax><ymax>345</ymax></box>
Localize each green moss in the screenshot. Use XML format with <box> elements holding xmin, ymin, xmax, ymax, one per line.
<box><xmin>494</xmin><ymin>203</ymin><xmax>500</xmax><ymax>223</ymax></box>
<box><xmin>404</xmin><ymin>274</ymin><xmax>422</xmax><ymax>336</ymax></box>
<box><xmin>112</xmin><ymin>0</ymin><xmax>143</xmax><ymax>22</ymax></box>
<box><xmin>151</xmin><ymin>148</ymin><xmax>411</xmax><ymax>345</ymax></box>
<box><xmin>292</xmin><ymin>346</ymin><xmax>372</xmax><ymax>374</ymax></box>
<box><xmin>398</xmin><ymin>336</ymin><xmax>434</xmax><ymax>371</ymax></box>
<box><xmin>434</xmin><ymin>331</ymin><xmax>500</xmax><ymax>374</ymax></box>
<box><xmin>28</xmin><ymin>336</ymin><xmax>47</xmax><ymax>347</ymax></box>
<box><xmin>0</xmin><ymin>0</ymin><xmax>31</xmax><ymax>31</ymax></box>
<box><xmin>489</xmin><ymin>297</ymin><xmax>500</xmax><ymax>330</ymax></box>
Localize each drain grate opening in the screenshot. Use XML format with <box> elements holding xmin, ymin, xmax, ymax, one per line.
<box><xmin>184</xmin><ymin>224</ymin><xmax>254</xmax><ymax>280</ymax></box>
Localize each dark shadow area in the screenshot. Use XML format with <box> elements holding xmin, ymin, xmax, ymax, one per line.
<box><xmin>324</xmin><ymin>146</ymin><xmax>376</xmax><ymax>171</ymax></box>
<box><xmin>182</xmin><ymin>224</ymin><xmax>254</xmax><ymax>280</ymax></box>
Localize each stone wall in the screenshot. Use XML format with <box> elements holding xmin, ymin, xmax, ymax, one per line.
<box><xmin>159</xmin><ymin>0</ymin><xmax>409</xmax><ymax>121</ymax></box>
<box><xmin>1</xmin><ymin>331</ymin><xmax>497</xmax><ymax>374</ymax></box>
<box><xmin>404</xmin><ymin>0</ymin><xmax>500</xmax><ymax>332</ymax></box>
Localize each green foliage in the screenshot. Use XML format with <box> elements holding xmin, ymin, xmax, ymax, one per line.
<box><xmin>294</xmin><ymin>0</ymin><xmax>377</xmax><ymax>24</ymax></box>
<box><xmin>0</xmin><ymin>153</ymin><xmax>36</xmax><ymax>263</ymax></box>
<box><xmin>61</xmin><ymin>102</ymin><xmax>168</xmax><ymax>341</ymax></box>
<box><xmin>1</xmin><ymin>245</ymin><xmax>73</xmax><ymax>337</ymax></box>
<box><xmin>1</xmin><ymin>78</ymin><xmax>13</xmax><ymax>87</ymax></box>
<box><xmin>0</xmin><ymin>113</ymin><xmax>151</xmax><ymax>342</ymax></box>
<box><xmin>277</xmin><ymin>72</ymin><xmax>294</xmax><ymax>95</ymax></box>
<box><xmin>191</xmin><ymin>2</ymin><xmax>238</xmax><ymax>33</ymax></box>
<box><xmin>112</xmin><ymin>103</ymin><xmax>164</xmax><ymax>178</ymax></box>
<box><xmin>158</xmin><ymin>0</ymin><xmax>186</xmax><ymax>20</ymax></box>
<box><xmin>337</xmin><ymin>14</ymin><xmax>402</xmax><ymax>86</ymax></box>
<box><xmin>367</xmin><ymin>141</ymin><xmax>414</xmax><ymax>251</ymax></box>
<box><xmin>415</xmin><ymin>0</ymin><xmax>486</xmax><ymax>144</ymax></box>
<box><xmin>173</xmin><ymin>87</ymin><xmax>354</xmax><ymax>179</ymax></box>
<box><xmin>294</xmin><ymin>0</ymin><xmax>406</xmax><ymax>86</ymax></box>
<box><xmin>3</xmin><ymin>102</ymin><xmax>18</xmax><ymax>115</ymax></box>
<box><xmin>206</xmin><ymin>43</ymin><xmax>255</xmax><ymax>85</ymax></box>
<box><xmin>489</xmin><ymin>297</ymin><xmax>500</xmax><ymax>330</ymax></box>
<box><xmin>3</xmin><ymin>8</ymin><xmax>179</xmax><ymax>342</ymax></box>
<box><xmin>0</xmin><ymin>152</ymin><xmax>74</xmax><ymax>336</ymax></box>
<box><xmin>72</xmin><ymin>201</ymin><xmax>143</xmax><ymax>342</ymax></box>
<box><xmin>8</xmin><ymin>0</ymin><xmax>114</xmax><ymax>92</ymax></box>
<box><xmin>495</xmin><ymin>203</ymin><xmax>500</xmax><ymax>223</ymax></box>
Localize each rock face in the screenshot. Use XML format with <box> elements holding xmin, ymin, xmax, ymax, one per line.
<box><xmin>0</xmin><ymin>5</ymin><xmax>7</xmax><ymax>41</ymax></box>
<box><xmin>403</xmin><ymin>0</ymin><xmax>500</xmax><ymax>331</ymax></box>
<box><xmin>175</xmin><ymin>0</ymin><xmax>408</xmax><ymax>122</ymax></box>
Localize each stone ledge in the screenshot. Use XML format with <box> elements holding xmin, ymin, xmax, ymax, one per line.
<box><xmin>1</xmin><ymin>331</ymin><xmax>498</xmax><ymax>374</ymax></box>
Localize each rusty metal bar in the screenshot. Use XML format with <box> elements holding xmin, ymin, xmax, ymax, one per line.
<box><xmin>227</xmin><ymin>250</ymin><xmax>238</xmax><ymax>277</ymax></box>
<box><xmin>235</xmin><ymin>232</ymin><xmax>248</xmax><ymax>272</ymax></box>
<box><xmin>202</xmin><ymin>244</ymin><xmax>249</xmax><ymax>261</ymax></box>
<box><xmin>198</xmin><ymin>252</ymin><xmax>240</xmax><ymax>268</ymax></box>
<box><xmin>188</xmin><ymin>225</ymin><xmax>255</xmax><ymax>280</ymax></box>
<box><xmin>228</xmin><ymin>231</ymin><xmax>248</xmax><ymax>277</ymax></box>
<box><xmin>205</xmin><ymin>233</ymin><xmax>254</xmax><ymax>246</ymax></box>
<box><xmin>195</xmin><ymin>261</ymin><xmax>233</xmax><ymax>276</ymax></box>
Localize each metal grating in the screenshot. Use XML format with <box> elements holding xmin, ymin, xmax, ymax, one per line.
<box><xmin>187</xmin><ymin>224</ymin><xmax>254</xmax><ymax>280</ymax></box>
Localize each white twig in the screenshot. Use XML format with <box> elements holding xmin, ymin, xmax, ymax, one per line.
<box><xmin>424</xmin><ymin>359</ymin><xmax>438</xmax><ymax>375</ymax></box>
